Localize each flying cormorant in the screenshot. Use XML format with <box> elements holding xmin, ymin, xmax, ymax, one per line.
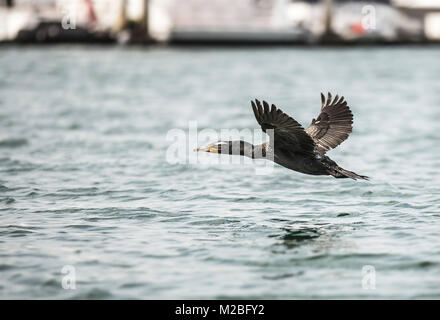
<box><xmin>195</xmin><ymin>93</ymin><xmax>368</xmax><ymax>180</ymax></box>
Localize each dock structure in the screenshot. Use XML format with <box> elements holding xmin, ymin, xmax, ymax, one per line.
<box><xmin>0</xmin><ymin>0</ymin><xmax>439</xmax><ymax>44</ymax></box>
<box><xmin>0</xmin><ymin>0</ymin><xmax>149</xmax><ymax>43</ymax></box>
<box><xmin>149</xmin><ymin>0</ymin><xmax>429</xmax><ymax>44</ymax></box>
<box><xmin>149</xmin><ymin>0</ymin><xmax>308</xmax><ymax>44</ymax></box>
<box><xmin>394</xmin><ymin>0</ymin><xmax>440</xmax><ymax>40</ymax></box>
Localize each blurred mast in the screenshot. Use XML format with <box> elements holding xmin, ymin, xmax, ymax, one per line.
<box><xmin>114</xmin><ymin>0</ymin><xmax>150</xmax><ymax>43</ymax></box>
<box><xmin>322</xmin><ymin>0</ymin><xmax>338</xmax><ymax>42</ymax></box>
<box><xmin>140</xmin><ymin>0</ymin><xmax>149</xmax><ymax>40</ymax></box>
<box><xmin>324</xmin><ymin>0</ymin><xmax>332</xmax><ymax>36</ymax></box>
<box><xmin>84</xmin><ymin>0</ymin><xmax>97</xmax><ymax>26</ymax></box>
<box><xmin>115</xmin><ymin>0</ymin><xmax>127</xmax><ymax>32</ymax></box>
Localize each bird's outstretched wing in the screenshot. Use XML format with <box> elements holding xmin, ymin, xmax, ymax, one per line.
<box><xmin>305</xmin><ymin>93</ymin><xmax>353</xmax><ymax>155</ymax></box>
<box><xmin>251</xmin><ymin>99</ymin><xmax>315</xmax><ymax>154</ymax></box>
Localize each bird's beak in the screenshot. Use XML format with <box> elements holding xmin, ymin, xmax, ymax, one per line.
<box><xmin>194</xmin><ymin>144</ymin><xmax>218</xmax><ymax>153</ymax></box>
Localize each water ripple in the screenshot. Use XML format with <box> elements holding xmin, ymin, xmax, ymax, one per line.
<box><xmin>1</xmin><ymin>46</ymin><xmax>439</xmax><ymax>299</ymax></box>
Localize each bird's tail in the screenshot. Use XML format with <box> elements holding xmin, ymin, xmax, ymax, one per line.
<box><xmin>331</xmin><ymin>166</ymin><xmax>369</xmax><ymax>181</ymax></box>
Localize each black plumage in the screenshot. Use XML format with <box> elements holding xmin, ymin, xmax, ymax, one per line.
<box><xmin>305</xmin><ymin>93</ymin><xmax>353</xmax><ymax>155</ymax></box>
<box><xmin>195</xmin><ymin>93</ymin><xmax>368</xmax><ymax>180</ymax></box>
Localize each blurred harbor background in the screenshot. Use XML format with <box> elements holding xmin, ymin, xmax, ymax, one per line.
<box><xmin>1</xmin><ymin>45</ymin><xmax>440</xmax><ymax>299</ymax></box>
<box><xmin>2</xmin><ymin>0</ymin><xmax>440</xmax><ymax>301</ymax></box>
<box><xmin>1</xmin><ymin>0</ymin><xmax>440</xmax><ymax>45</ymax></box>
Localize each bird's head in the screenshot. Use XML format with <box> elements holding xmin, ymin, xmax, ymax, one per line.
<box><xmin>194</xmin><ymin>141</ymin><xmax>229</xmax><ymax>154</ymax></box>
<box><xmin>194</xmin><ymin>141</ymin><xmax>253</xmax><ymax>156</ymax></box>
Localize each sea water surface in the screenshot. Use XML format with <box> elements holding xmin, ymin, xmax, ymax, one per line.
<box><xmin>0</xmin><ymin>45</ymin><xmax>439</xmax><ymax>299</ymax></box>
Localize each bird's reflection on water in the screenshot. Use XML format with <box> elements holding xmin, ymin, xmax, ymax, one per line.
<box><xmin>269</xmin><ymin>222</ymin><xmax>350</xmax><ymax>257</ymax></box>
<box><xmin>278</xmin><ymin>227</ymin><xmax>321</xmax><ymax>249</ymax></box>
<box><xmin>260</xmin><ymin>227</ymin><xmax>325</xmax><ymax>281</ymax></box>
<box><xmin>269</xmin><ymin>226</ymin><xmax>322</xmax><ymax>250</ymax></box>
